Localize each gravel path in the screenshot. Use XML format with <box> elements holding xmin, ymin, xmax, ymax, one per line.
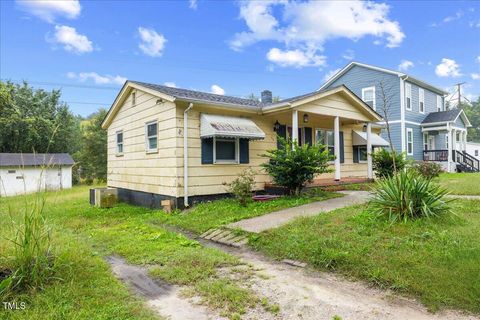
<box><xmin>228</xmin><ymin>191</ymin><xmax>370</xmax><ymax>233</ymax></box>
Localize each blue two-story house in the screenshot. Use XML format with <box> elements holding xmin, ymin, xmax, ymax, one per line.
<box><xmin>320</xmin><ymin>62</ymin><xmax>477</xmax><ymax>172</ymax></box>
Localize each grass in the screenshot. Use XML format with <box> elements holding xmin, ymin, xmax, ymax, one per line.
<box><xmin>0</xmin><ymin>186</ymin><xmax>262</xmax><ymax>319</ymax></box>
<box><xmin>250</xmin><ymin>200</ymin><xmax>480</xmax><ymax>313</ymax></box>
<box><xmin>154</xmin><ymin>188</ymin><xmax>341</xmax><ymax>234</ymax></box>
<box><xmin>435</xmin><ymin>172</ymin><xmax>480</xmax><ymax>195</ymax></box>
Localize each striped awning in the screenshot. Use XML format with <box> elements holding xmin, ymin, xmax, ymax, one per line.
<box><xmin>200</xmin><ymin>114</ymin><xmax>265</xmax><ymax>140</ymax></box>
<box><xmin>352</xmin><ymin>131</ymin><xmax>389</xmax><ymax>147</ymax></box>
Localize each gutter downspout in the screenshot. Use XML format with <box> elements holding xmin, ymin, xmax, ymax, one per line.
<box><xmin>184</xmin><ymin>103</ymin><xmax>193</xmax><ymax>208</ymax></box>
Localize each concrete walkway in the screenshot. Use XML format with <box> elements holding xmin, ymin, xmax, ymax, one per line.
<box><xmin>446</xmin><ymin>194</ymin><xmax>480</xmax><ymax>200</ymax></box>
<box><xmin>228</xmin><ymin>191</ymin><xmax>370</xmax><ymax>233</ymax></box>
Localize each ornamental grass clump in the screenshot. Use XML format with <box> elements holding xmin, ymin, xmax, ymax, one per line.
<box><xmin>369</xmin><ymin>170</ymin><xmax>453</xmax><ymax>222</ymax></box>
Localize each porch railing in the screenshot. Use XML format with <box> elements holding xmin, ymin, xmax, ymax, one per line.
<box><xmin>423</xmin><ymin>150</ymin><xmax>448</xmax><ymax>162</ymax></box>
<box><xmin>454</xmin><ymin>150</ymin><xmax>480</xmax><ymax>172</ymax></box>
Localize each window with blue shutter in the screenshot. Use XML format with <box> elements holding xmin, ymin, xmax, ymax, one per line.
<box><xmin>201</xmin><ymin>137</ymin><xmax>250</xmax><ymax>164</ymax></box>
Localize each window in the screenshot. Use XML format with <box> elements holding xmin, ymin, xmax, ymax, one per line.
<box><xmin>475</xmin><ymin>150</ymin><xmax>479</xmax><ymax>157</ymax></box>
<box><xmin>406</xmin><ymin>128</ymin><xmax>413</xmax><ymax>155</ymax></box>
<box><xmin>116</xmin><ymin>131</ymin><xmax>123</xmax><ymax>154</ymax></box>
<box><xmin>405</xmin><ymin>83</ymin><xmax>412</xmax><ymax>111</ymax></box>
<box><xmin>145</xmin><ymin>121</ymin><xmax>158</xmax><ymax>152</ymax></box>
<box><xmin>423</xmin><ymin>133</ymin><xmax>428</xmax><ymax>150</ymax></box>
<box><xmin>315</xmin><ymin>129</ymin><xmax>335</xmax><ymax>155</ymax></box>
<box><xmin>445</xmin><ymin>134</ymin><xmax>449</xmax><ymax>149</ymax></box>
<box><xmin>357</xmin><ymin>146</ymin><xmax>368</xmax><ymax>162</ymax></box>
<box><xmin>131</xmin><ymin>91</ymin><xmax>136</xmax><ymax>107</ymax></box>
<box><xmin>361</xmin><ymin>86</ymin><xmax>376</xmax><ymax>110</ymax></box>
<box><xmin>437</xmin><ymin>95</ymin><xmax>443</xmax><ymax>112</ymax></box>
<box><xmin>7</xmin><ymin>170</ymin><xmax>16</xmax><ymax>174</ymax></box>
<box><xmin>419</xmin><ymin>88</ymin><xmax>425</xmax><ymax>114</ymax></box>
<box><xmin>214</xmin><ymin>138</ymin><xmax>238</xmax><ymax>163</ymax></box>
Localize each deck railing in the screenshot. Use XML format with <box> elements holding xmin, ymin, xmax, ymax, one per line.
<box><xmin>423</xmin><ymin>150</ymin><xmax>448</xmax><ymax>162</ymax></box>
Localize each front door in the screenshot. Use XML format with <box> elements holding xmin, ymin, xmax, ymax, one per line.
<box><xmin>428</xmin><ymin>136</ymin><xmax>435</xmax><ymax>150</ymax></box>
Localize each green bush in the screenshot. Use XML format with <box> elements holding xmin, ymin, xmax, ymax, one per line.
<box><xmin>261</xmin><ymin>138</ymin><xmax>333</xmax><ymax>195</ymax></box>
<box><xmin>412</xmin><ymin>161</ymin><xmax>443</xmax><ymax>180</ymax></box>
<box><xmin>371</xmin><ymin>148</ymin><xmax>406</xmax><ymax>178</ymax></box>
<box><xmin>227</xmin><ymin>169</ymin><xmax>256</xmax><ymax>206</ymax></box>
<box><xmin>369</xmin><ymin>170</ymin><xmax>453</xmax><ymax>222</ymax></box>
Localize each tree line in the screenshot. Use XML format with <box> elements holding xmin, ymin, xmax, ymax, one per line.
<box><xmin>0</xmin><ymin>81</ymin><xmax>107</xmax><ymax>184</ymax></box>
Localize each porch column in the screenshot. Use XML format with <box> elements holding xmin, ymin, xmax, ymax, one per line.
<box><xmin>334</xmin><ymin>116</ymin><xmax>341</xmax><ymax>181</ymax></box>
<box><xmin>292</xmin><ymin>110</ymin><xmax>298</xmax><ymax>146</ymax></box>
<box><xmin>366</xmin><ymin>122</ymin><xmax>373</xmax><ymax>179</ymax></box>
<box><xmin>447</xmin><ymin>126</ymin><xmax>453</xmax><ymax>172</ymax></box>
<box><xmin>463</xmin><ymin>131</ymin><xmax>467</xmax><ymax>152</ymax></box>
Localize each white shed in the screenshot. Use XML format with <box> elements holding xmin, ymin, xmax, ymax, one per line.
<box><xmin>0</xmin><ymin>153</ymin><xmax>74</xmax><ymax>197</ymax></box>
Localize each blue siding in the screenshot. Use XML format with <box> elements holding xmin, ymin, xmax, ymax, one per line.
<box><xmin>454</xmin><ymin>115</ymin><xmax>466</xmax><ymax>128</ymax></box>
<box><xmin>326</xmin><ymin>65</ymin><xmax>402</xmax><ymax>120</ymax></box>
<box><xmin>405</xmin><ymin>81</ymin><xmax>444</xmax><ymax>123</ymax></box>
<box><xmin>380</xmin><ymin>123</ymin><xmax>403</xmax><ymax>152</ymax></box>
<box><xmin>405</xmin><ymin>124</ymin><xmax>424</xmax><ymax>160</ymax></box>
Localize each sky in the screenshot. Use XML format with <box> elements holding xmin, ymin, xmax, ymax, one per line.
<box><xmin>1</xmin><ymin>0</ymin><xmax>479</xmax><ymax>117</ymax></box>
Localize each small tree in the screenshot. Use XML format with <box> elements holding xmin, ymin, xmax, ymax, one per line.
<box><xmin>228</xmin><ymin>168</ymin><xmax>256</xmax><ymax>206</ymax></box>
<box><xmin>261</xmin><ymin>138</ymin><xmax>333</xmax><ymax>195</ymax></box>
<box><xmin>372</xmin><ymin>149</ymin><xmax>406</xmax><ymax>178</ymax></box>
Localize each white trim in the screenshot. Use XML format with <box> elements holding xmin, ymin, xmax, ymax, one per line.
<box><xmin>145</xmin><ymin>120</ymin><xmax>158</xmax><ymax>153</ymax></box>
<box><xmin>366</xmin><ymin>123</ymin><xmax>373</xmax><ymax>179</ymax></box>
<box><xmin>213</xmin><ymin>137</ymin><xmax>239</xmax><ymax>164</ymax></box>
<box><xmin>361</xmin><ymin>86</ymin><xmax>376</xmax><ymax>110</ymax></box>
<box><xmin>334</xmin><ymin>116</ymin><xmax>341</xmax><ymax>180</ymax></box>
<box><xmin>419</xmin><ymin>88</ymin><xmax>425</xmax><ymax>114</ymax></box>
<box><xmin>400</xmin><ymin>78</ymin><xmax>406</xmax><ymax>152</ymax></box>
<box><xmin>405</xmin><ymin>82</ymin><xmax>412</xmax><ymax>111</ymax></box>
<box><xmin>452</xmin><ymin>109</ymin><xmax>473</xmax><ymax>127</ymax></box>
<box><xmin>406</xmin><ymin>128</ymin><xmax>413</xmax><ymax>155</ymax></box>
<box><xmin>116</xmin><ymin>130</ymin><xmax>124</xmax><ymax>156</ymax></box>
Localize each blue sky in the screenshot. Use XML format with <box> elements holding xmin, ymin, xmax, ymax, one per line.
<box><xmin>1</xmin><ymin>0</ymin><xmax>479</xmax><ymax>117</ymax></box>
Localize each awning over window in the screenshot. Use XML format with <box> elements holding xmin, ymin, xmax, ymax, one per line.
<box><xmin>200</xmin><ymin>114</ymin><xmax>265</xmax><ymax>140</ymax></box>
<box><xmin>352</xmin><ymin>130</ymin><xmax>389</xmax><ymax>147</ymax></box>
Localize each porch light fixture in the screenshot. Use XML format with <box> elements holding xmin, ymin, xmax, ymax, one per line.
<box><xmin>303</xmin><ymin>113</ymin><xmax>309</xmax><ymax>123</ymax></box>
<box><xmin>273</xmin><ymin>120</ymin><xmax>280</xmax><ymax>132</ymax></box>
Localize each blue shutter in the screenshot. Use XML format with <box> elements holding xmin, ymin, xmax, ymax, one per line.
<box><xmin>239</xmin><ymin>139</ymin><xmax>249</xmax><ymax>164</ymax></box>
<box><xmin>201</xmin><ymin>138</ymin><xmax>213</xmax><ymax>164</ymax></box>
<box><xmin>340</xmin><ymin>131</ymin><xmax>344</xmax><ymax>163</ymax></box>
<box><xmin>353</xmin><ymin>146</ymin><xmax>359</xmax><ymax>163</ymax></box>
<box><xmin>277</xmin><ymin>124</ymin><xmax>287</xmax><ymax>149</ymax></box>
<box><xmin>304</xmin><ymin>127</ymin><xmax>312</xmax><ymax>145</ymax></box>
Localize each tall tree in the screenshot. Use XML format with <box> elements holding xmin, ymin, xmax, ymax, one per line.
<box><xmin>0</xmin><ymin>81</ymin><xmax>81</xmax><ymax>154</ymax></box>
<box><xmin>461</xmin><ymin>98</ymin><xmax>480</xmax><ymax>142</ymax></box>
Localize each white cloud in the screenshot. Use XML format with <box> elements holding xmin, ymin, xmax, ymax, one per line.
<box><xmin>342</xmin><ymin>49</ymin><xmax>355</xmax><ymax>60</ymax></box>
<box><xmin>189</xmin><ymin>0</ymin><xmax>197</xmax><ymax>10</ymax></box>
<box><xmin>398</xmin><ymin>59</ymin><xmax>414</xmax><ymax>71</ymax></box>
<box><xmin>163</xmin><ymin>82</ymin><xmax>177</xmax><ymax>87</ymax></box>
<box><xmin>443</xmin><ymin>10</ymin><xmax>463</xmax><ymax>23</ymax></box>
<box><xmin>471</xmin><ymin>73</ymin><xmax>480</xmax><ymax>80</ymax></box>
<box><xmin>323</xmin><ymin>68</ymin><xmax>341</xmax><ymax>82</ymax></box>
<box><xmin>435</xmin><ymin>58</ymin><xmax>462</xmax><ymax>77</ymax></box>
<box><xmin>16</xmin><ymin>0</ymin><xmax>81</xmax><ymax>23</ymax></box>
<box><xmin>138</xmin><ymin>27</ymin><xmax>166</xmax><ymax>57</ymax></box>
<box><xmin>230</xmin><ymin>1</ymin><xmax>404</xmax><ymax>68</ymax></box>
<box><xmin>67</xmin><ymin>72</ymin><xmax>126</xmax><ymax>85</ymax></box>
<box><xmin>210</xmin><ymin>84</ymin><xmax>225</xmax><ymax>95</ymax></box>
<box><xmin>49</xmin><ymin>25</ymin><xmax>93</xmax><ymax>54</ymax></box>
<box><xmin>477</xmin><ymin>56</ymin><xmax>480</xmax><ymax>63</ymax></box>
<box><xmin>266</xmin><ymin>48</ymin><xmax>326</xmax><ymax>68</ymax></box>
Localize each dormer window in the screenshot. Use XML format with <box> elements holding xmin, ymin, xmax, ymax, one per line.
<box><xmin>361</xmin><ymin>86</ymin><xmax>376</xmax><ymax>110</ymax></box>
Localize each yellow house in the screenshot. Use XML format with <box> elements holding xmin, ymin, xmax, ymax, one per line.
<box><xmin>101</xmin><ymin>81</ymin><xmax>386</xmax><ymax>209</ymax></box>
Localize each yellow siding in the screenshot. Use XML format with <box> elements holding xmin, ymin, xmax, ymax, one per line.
<box><xmin>107</xmin><ymin>89</ymin><xmax>179</xmax><ymax>197</ymax></box>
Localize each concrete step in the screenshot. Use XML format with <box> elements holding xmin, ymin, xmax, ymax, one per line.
<box><xmin>199</xmin><ymin>228</ymin><xmax>248</xmax><ymax>248</ymax></box>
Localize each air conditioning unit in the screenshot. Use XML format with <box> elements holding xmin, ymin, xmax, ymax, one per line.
<box><xmin>90</xmin><ymin>188</ymin><xmax>118</xmax><ymax>208</ymax></box>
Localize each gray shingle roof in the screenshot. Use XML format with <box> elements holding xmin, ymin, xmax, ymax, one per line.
<box><xmin>131</xmin><ymin>81</ymin><xmax>263</xmax><ymax>110</ymax></box>
<box><xmin>421</xmin><ymin>109</ymin><xmax>462</xmax><ymax>124</ymax></box>
<box><xmin>0</xmin><ymin>153</ymin><xmax>74</xmax><ymax>167</ymax></box>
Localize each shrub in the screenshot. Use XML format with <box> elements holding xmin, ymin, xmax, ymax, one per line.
<box><xmin>412</xmin><ymin>161</ymin><xmax>443</xmax><ymax>180</ymax></box>
<box><xmin>261</xmin><ymin>138</ymin><xmax>333</xmax><ymax>195</ymax></box>
<box><xmin>368</xmin><ymin>170</ymin><xmax>453</xmax><ymax>222</ymax></box>
<box><xmin>228</xmin><ymin>169</ymin><xmax>256</xmax><ymax>206</ymax></box>
<box><xmin>371</xmin><ymin>148</ymin><xmax>406</xmax><ymax>178</ymax></box>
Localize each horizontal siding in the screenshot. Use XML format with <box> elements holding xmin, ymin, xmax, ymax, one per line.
<box><xmin>107</xmin><ymin>89</ymin><xmax>178</xmax><ymax>197</ymax></box>
<box><xmin>327</xmin><ymin>65</ymin><xmax>401</xmax><ymax>120</ymax></box>
<box><xmin>405</xmin><ymin>81</ymin><xmax>444</xmax><ymax>123</ymax></box>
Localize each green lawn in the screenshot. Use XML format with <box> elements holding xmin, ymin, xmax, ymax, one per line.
<box><xmin>154</xmin><ymin>188</ymin><xmax>341</xmax><ymax>234</ymax></box>
<box><xmin>0</xmin><ymin>186</ymin><xmax>262</xmax><ymax>319</ymax></box>
<box><xmin>250</xmin><ymin>200</ymin><xmax>480</xmax><ymax>313</ymax></box>
<box><xmin>436</xmin><ymin>172</ymin><xmax>480</xmax><ymax>195</ymax></box>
